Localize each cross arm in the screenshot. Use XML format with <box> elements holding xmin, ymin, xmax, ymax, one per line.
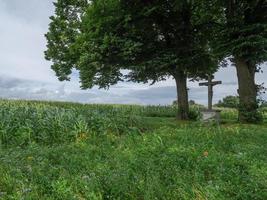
<box><xmin>199</xmin><ymin>81</ymin><xmax>222</xmax><ymax>86</ymax></box>
<box><xmin>199</xmin><ymin>82</ymin><xmax>209</xmax><ymax>86</ymax></box>
<box><xmin>211</xmin><ymin>81</ymin><xmax>222</xmax><ymax>86</ymax></box>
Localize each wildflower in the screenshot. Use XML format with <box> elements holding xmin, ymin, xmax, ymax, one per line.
<box><xmin>27</xmin><ymin>156</ymin><xmax>33</xmax><ymax>161</ymax></box>
<box><xmin>80</xmin><ymin>133</ymin><xmax>87</xmax><ymax>139</ymax></box>
<box><xmin>203</xmin><ymin>151</ymin><xmax>209</xmax><ymax>157</ymax></box>
<box><xmin>76</xmin><ymin>133</ymin><xmax>88</xmax><ymax>142</ymax></box>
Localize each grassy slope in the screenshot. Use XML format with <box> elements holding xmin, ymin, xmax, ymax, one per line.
<box><xmin>0</xmin><ymin>100</ymin><xmax>267</xmax><ymax>200</ymax></box>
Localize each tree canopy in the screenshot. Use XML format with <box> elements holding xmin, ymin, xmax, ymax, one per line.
<box><xmin>45</xmin><ymin>0</ymin><xmax>88</xmax><ymax>81</ymax></box>
<box><xmin>214</xmin><ymin>0</ymin><xmax>267</xmax><ymax>66</ymax></box>
<box><xmin>45</xmin><ymin>0</ymin><xmax>219</xmax><ymax>120</ymax></box>
<box><xmin>46</xmin><ymin>0</ymin><xmax>218</xmax><ymax>86</ymax></box>
<box><xmin>211</xmin><ymin>0</ymin><xmax>267</xmax><ymax>122</ymax></box>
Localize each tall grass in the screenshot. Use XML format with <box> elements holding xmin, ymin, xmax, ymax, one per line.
<box><xmin>0</xmin><ymin>100</ymin><xmax>144</xmax><ymax>146</ymax></box>
<box><xmin>0</xmin><ymin>100</ymin><xmax>265</xmax><ymax>147</ymax></box>
<box><xmin>0</xmin><ymin>99</ymin><xmax>266</xmax><ymax>199</ymax></box>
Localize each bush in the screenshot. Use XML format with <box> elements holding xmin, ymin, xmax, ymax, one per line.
<box><xmin>215</xmin><ymin>96</ymin><xmax>239</xmax><ymax>108</ymax></box>
<box><xmin>188</xmin><ymin>106</ymin><xmax>202</xmax><ymax>121</ymax></box>
<box><xmin>238</xmin><ymin>102</ymin><xmax>263</xmax><ymax>124</ymax></box>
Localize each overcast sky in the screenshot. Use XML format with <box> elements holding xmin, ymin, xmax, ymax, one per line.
<box><xmin>0</xmin><ymin>0</ymin><xmax>266</xmax><ymax>105</ymax></box>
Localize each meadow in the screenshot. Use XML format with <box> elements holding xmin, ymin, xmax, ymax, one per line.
<box><xmin>0</xmin><ymin>99</ymin><xmax>267</xmax><ymax>199</ymax></box>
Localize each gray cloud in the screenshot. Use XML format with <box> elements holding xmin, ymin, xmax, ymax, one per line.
<box><xmin>0</xmin><ymin>76</ymin><xmax>25</xmax><ymax>89</ymax></box>
<box><xmin>0</xmin><ymin>74</ymin><xmax>266</xmax><ymax>106</ymax></box>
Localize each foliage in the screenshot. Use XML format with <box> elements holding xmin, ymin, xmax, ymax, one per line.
<box><xmin>0</xmin><ymin>100</ymin><xmax>267</xmax><ymax>199</ymax></box>
<box><xmin>260</xmin><ymin>100</ymin><xmax>267</xmax><ymax>108</ymax></box>
<box><xmin>218</xmin><ymin>108</ymin><xmax>238</xmax><ymax>122</ymax></box>
<box><xmin>238</xmin><ymin>102</ymin><xmax>264</xmax><ymax>124</ymax></box>
<box><xmin>188</xmin><ymin>106</ymin><xmax>202</xmax><ymax>121</ymax></box>
<box><xmin>44</xmin><ymin>0</ymin><xmax>88</xmax><ymax>81</ymax></box>
<box><xmin>213</xmin><ymin>0</ymin><xmax>267</xmax><ymax>66</ymax></box>
<box><xmin>45</xmin><ymin>0</ymin><xmax>218</xmax><ymax>87</ymax></box>
<box><xmin>215</xmin><ymin>95</ymin><xmax>239</xmax><ymax>108</ymax></box>
<box><xmin>173</xmin><ymin>99</ymin><xmax>205</xmax><ymax>108</ymax></box>
<box><xmin>210</xmin><ymin>0</ymin><xmax>267</xmax><ymax>123</ymax></box>
<box><xmin>45</xmin><ymin>0</ymin><xmax>220</xmax><ymax>120</ymax></box>
<box><xmin>0</xmin><ymin>100</ymin><xmax>204</xmax><ymax>148</ymax></box>
<box><xmin>0</xmin><ymin>100</ymin><xmax>144</xmax><ymax>146</ymax></box>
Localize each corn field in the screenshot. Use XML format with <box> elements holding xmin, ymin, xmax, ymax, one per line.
<box><xmin>0</xmin><ymin>99</ymin><xmax>267</xmax><ymax>199</ymax></box>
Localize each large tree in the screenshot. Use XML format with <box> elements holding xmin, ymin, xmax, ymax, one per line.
<box><xmin>45</xmin><ymin>0</ymin><xmax>217</xmax><ymax>120</ymax></box>
<box><xmin>213</xmin><ymin>0</ymin><xmax>267</xmax><ymax>122</ymax></box>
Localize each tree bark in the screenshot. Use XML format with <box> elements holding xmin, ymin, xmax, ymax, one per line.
<box><xmin>235</xmin><ymin>57</ymin><xmax>258</xmax><ymax>122</ymax></box>
<box><xmin>174</xmin><ymin>71</ymin><xmax>189</xmax><ymax>120</ymax></box>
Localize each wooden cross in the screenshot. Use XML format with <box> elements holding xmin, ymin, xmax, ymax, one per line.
<box><xmin>199</xmin><ymin>76</ymin><xmax>222</xmax><ymax>111</ymax></box>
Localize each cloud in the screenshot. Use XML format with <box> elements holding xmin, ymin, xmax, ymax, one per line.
<box><xmin>0</xmin><ymin>75</ymin><xmax>144</xmax><ymax>104</ymax></box>
<box><xmin>0</xmin><ymin>0</ymin><xmax>56</xmax><ymax>82</ymax></box>
<box><xmin>0</xmin><ymin>76</ymin><xmax>25</xmax><ymax>89</ymax></box>
<box><xmin>1</xmin><ymin>0</ymin><xmax>53</xmax><ymax>26</ymax></box>
<box><xmin>0</xmin><ymin>73</ymin><xmax>266</xmax><ymax>105</ymax></box>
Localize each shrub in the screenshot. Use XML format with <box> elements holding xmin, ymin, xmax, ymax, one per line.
<box><xmin>215</xmin><ymin>96</ymin><xmax>239</xmax><ymax>109</ymax></box>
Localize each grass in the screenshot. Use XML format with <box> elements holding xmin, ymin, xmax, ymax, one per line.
<box><xmin>0</xmin><ymin>100</ymin><xmax>266</xmax><ymax>199</ymax></box>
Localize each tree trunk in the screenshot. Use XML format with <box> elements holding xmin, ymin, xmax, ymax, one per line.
<box><xmin>174</xmin><ymin>71</ymin><xmax>189</xmax><ymax>120</ymax></box>
<box><xmin>235</xmin><ymin>57</ymin><xmax>258</xmax><ymax>122</ymax></box>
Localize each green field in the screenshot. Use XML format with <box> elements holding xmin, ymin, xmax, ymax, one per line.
<box><xmin>0</xmin><ymin>100</ymin><xmax>267</xmax><ymax>200</ymax></box>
